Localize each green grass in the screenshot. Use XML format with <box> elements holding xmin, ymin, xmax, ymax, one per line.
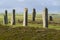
<box><xmin>0</xmin><ymin>13</ymin><xmax>60</xmax><ymax>29</ymax></box>
<box><xmin>0</xmin><ymin>25</ymin><xmax>60</xmax><ymax>40</ymax></box>
<box><xmin>0</xmin><ymin>13</ymin><xmax>60</xmax><ymax>40</ymax></box>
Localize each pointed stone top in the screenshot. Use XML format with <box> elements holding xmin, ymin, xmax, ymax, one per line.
<box><xmin>33</xmin><ymin>8</ymin><xmax>35</xmax><ymax>9</ymax></box>
<box><xmin>5</xmin><ymin>10</ymin><xmax>7</xmax><ymax>15</ymax></box>
<box><xmin>5</xmin><ymin>10</ymin><xmax>7</xmax><ymax>11</ymax></box>
<box><xmin>13</xmin><ymin>9</ymin><xmax>15</xmax><ymax>11</ymax></box>
<box><xmin>33</xmin><ymin>8</ymin><xmax>36</xmax><ymax>11</ymax></box>
<box><xmin>24</xmin><ymin>8</ymin><xmax>28</xmax><ymax>11</ymax></box>
<box><xmin>45</xmin><ymin>7</ymin><xmax>48</xmax><ymax>10</ymax></box>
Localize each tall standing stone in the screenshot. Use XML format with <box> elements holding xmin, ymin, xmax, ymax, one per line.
<box><xmin>49</xmin><ymin>16</ymin><xmax>53</xmax><ymax>21</ymax></box>
<box><xmin>23</xmin><ymin>8</ymin><xmax>28</xmax><ymax>26</ymax></box>
<box><xmin>3</xmin><ymin>10</ymin><xmax>8</xmax><ymax>24</ymax></box>
<box><xmin>11</xmin><ymin>9</ymin><xmax>15</xmax><ymax>25</ymax></box>
<box><xmin>42</xmin><ymin>8</ymin><xmax>48</xmax><ymax>28</ymax></box>
<box><xmin>3</xmin><ymin>15</ymin><xmax>6</xmax><ymax>24</ymax></box>
<box><xmin>32</xmin><ymin>8</ymin><xmax>36</xmax><ymax>21</ymax></box>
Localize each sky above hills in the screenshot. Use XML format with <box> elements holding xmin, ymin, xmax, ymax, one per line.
<box><xmin>0</xmin><ymin>0</ymin><xmax>60</xmax><ymax>13</ymax></box>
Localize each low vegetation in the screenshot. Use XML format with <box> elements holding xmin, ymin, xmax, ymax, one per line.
<box><xmin>0</xmin><ymin>13</ymin><xmax>60</xmax><ymax>40</ymax></box>
<box><xmin>0</xmin><ymin>24</ymin><xmax>60</xmax><ymax>40</ymax></box>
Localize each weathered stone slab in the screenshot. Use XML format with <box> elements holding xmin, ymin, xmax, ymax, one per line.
<box><xmin>3</xmin><ymin>10</ymin><xmax>8</xmax><ymax>24</ymax></box>
<box><xmin>23</xmin><ymin>8</ymin><xmax>28</xmax><ymax>26</ymax></box>
<box><xmin>11</xmin><ymin>9</ymin><xmax>16</xmax><ymax>25</ymax></box>
<box><xmin>42</xmin><ymin>8</ymin><xmax>48</xmax><ymax>28</ymax></box>
<box><xmin>32</xmin><ymin>8</ymin><xmax>36</xmax><ymax>21</ymax></box>
<box><xmin>49</xmin><ymin>16</ymin><xmax>53</xmax><ymax>21</ymax></box>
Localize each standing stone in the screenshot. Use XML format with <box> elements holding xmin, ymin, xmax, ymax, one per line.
<box><xmin>3</xmin><ymin>10</ymin><xmax>8</xmax><ymax>24</ymax></box>
<box><xmin>5</xmin><ymin>10</ymin><xmax>8</xmax><ymax>24</ymax></box>
<box><xmin>32</xmin><ymin>8</ymin><xmax>36</xmax><ymax>21</ymax></box>
<box><xmin>3</xmin><ymin>15</ymin><xmax>6</xmax><ymax>24</ymax></box>
<box><xmin>49</xmin><ymin>16</ymin><xmax>53</xmax><ymax>21</ymax></box>
<box><xmin>11</xmin><ymin>9</ymin><xmax>15</xmax><ymax>25</ymax></box>
<box><xmin>42</xmin><ymin>8</ymin><xmax>48</xmax><ymax>28</ymax></box>
<box><xmin>23</xmin><ymin>8</ymin><xmax>28</xmax><ymax>26</ymax></box>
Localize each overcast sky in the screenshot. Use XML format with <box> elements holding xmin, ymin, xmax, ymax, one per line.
<box><xmin>0</xmin><ymin>0</ymin><xmax>60</xmax><ymax>13</ymax></box>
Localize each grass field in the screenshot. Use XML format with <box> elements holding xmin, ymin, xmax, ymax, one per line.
<box><xmin>0</xmin><ymin>13</ymin><xmax>60</xmax><ymax>40</ymax></box>
<box><xmin>0</xmin><ymin>13</ymin><xmax>60</xmax><ymax>29</ymax></box>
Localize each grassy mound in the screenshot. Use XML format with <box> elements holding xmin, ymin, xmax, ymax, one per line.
<box><xmin>0</xmin><ymin>25</ymin><xmax>60</xmax><ymax>40</ymax></box>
